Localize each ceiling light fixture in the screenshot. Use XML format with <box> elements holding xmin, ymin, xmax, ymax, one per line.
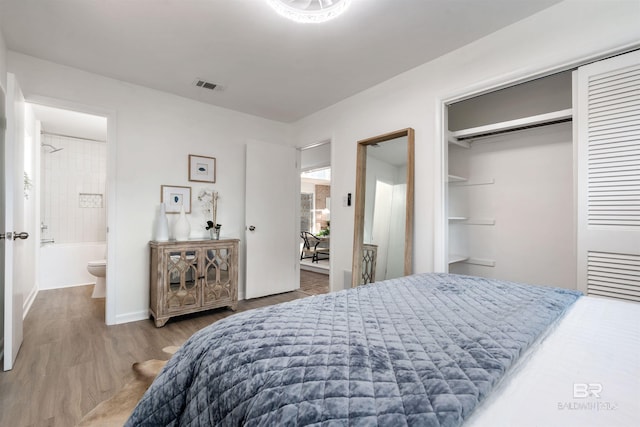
<box><xmin>266</xmin><ymin>0</ymin><xmax>351</xmax><ymax>24</ymax></box>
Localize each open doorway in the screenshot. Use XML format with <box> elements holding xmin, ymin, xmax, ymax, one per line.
<box><xmin>29</xmin><ymin>103</ymin><xmax>110</xmax><ymax>313</ymax></box>
<box><xmin>299</xmin><ymin>142</ymin><xmax>330</xmax><ymax>295</ymax></box>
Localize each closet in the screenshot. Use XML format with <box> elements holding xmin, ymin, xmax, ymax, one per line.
<box><xmin>446</xmin><ymin>71</ymin><xmax>576</xmax><ymax>289</ymax></box>
<box><xmin>444</xmin><ymin>49</ymin><xmax>640</xmax><ymax>300</ymax></box>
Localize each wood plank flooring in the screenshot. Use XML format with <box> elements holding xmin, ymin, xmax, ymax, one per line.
<box><xmin>299</xmin><ymin>269</ymin><xmax>330</xmax><ymax>296</ymax></box>
<box><xmin>0</xmin><ymin>284</ymin><xmax>317</xmax><ymax>427</ymax></box>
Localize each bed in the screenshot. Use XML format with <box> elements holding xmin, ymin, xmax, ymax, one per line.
<box><xmin>126</xmin><ymin>273</ymin><xmax>639</xmax><ymax>426</ymax></box>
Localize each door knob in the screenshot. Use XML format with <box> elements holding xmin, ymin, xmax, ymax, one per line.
<box><xmin>248</xmin><ymin>225</ymin><xmax>256</xmax><ymax>231</ymax></box>
<box><xmin>13</xmin><ymin>232</ymin><xmax>29</xmax><ymax>240</ymax></box>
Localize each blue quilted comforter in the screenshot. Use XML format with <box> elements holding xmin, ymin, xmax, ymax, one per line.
<box><xmin>127</xmin><ymin>273</ymin><xmax>581</xmax><ymax>426</ymax></box>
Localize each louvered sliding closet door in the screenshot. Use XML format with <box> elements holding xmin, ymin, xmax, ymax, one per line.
<box><xmin>577</xmin><ymin>50</ymin><xmax>640</xmax><ymax>302</ymax></box>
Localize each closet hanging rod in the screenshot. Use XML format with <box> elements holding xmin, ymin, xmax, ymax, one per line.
<box><xmin>40</xmin><ymin>130</ymin><xmax>106</xmax><ymax>143</ymax></box>
<box><xmin>449</xmin><ymin>108</ymin><xmax>573</xmax><ymax>142</ymax></box>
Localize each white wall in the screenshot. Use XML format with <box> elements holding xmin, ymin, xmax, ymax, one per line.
<box><xmin>0</xmin><ymin>26</ymin><xmax>7</xmax><ymax>91</ymax></box>
<box><xmin>292</xmin><ymin>0</ymin><xmax>640</xmax><ymax>291</ymax></box>
<box><xmin>7</xmin><ymin>52</ymin><xmax>291</xmax><ymax>323</ymax></box>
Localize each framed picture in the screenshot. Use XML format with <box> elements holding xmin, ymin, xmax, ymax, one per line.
<box><xmin>161</xmin><ymin>185</ymin><xmax>191</xmax><ymax>213</ymax></box>
<box><xmin>189</xmin><ymin>154</ymin><xmax>216</xmax><ymax>183</ymax></box>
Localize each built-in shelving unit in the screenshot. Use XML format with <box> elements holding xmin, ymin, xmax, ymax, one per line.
<box><xmin>446</xmin><ymin>109</ymin><xmax>574</xmax><ymax>275</ymax></box>
<box><xmin>448</xmin><ymin>108</ymin><xmax>573</xmax><ymax>144</ymax></box>
<box><xmin>445</xmin><ymin>71</ymin><xmax>575</xmax><ymax>284</ymax></box>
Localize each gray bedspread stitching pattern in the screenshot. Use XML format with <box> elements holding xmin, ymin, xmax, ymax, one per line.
<box><xmin>126</xmin><ymin>273</ymin><xmax>581</xmax><ymax>426</ymax></box>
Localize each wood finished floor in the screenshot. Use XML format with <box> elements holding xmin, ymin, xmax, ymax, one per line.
<box><xmin>0</xmin><ymin>274</ymin><xmax>327</xmax><ymax>427</ymax></box>
<box><xmin>299</xmin><ymin>269</ymin><xmax>329</xmax><ymax>296</ymax></box>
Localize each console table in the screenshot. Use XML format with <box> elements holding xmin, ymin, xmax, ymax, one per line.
<box><xmin>149</xmin><ymin>239</ymin><xmax>239</xmax><ymax>327</ymax></box>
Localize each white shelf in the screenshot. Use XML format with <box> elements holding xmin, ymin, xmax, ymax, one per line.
<box><xmin>448</xmin><ymin>218</ymin><xmax>495</xmax><ymax>225</ymax></box>
<box><xmin>449</xmin><ymin>108</ymin><xmax>573</xmax><ymax>143</ymax></box>
<box><xmin>465</xmin><ymin>258</ymin><xmax>496</xmax><ymax>267</ymax></box>
<box><xmin>449</xmin><ymin>178</ymin><xmax>494</xmax><ymax>187</ymax></box>
<box><xmin>447</xmin><ymin>174</ymin><xmax>468</xmax><ymax>183</ymax></box>
<box><xmin>448</xmin><ymin>254</ymin><xmax>469</xmax><ymax>264</ymax></box>
<box><xmin>449</xmin><ymin>256</ymin><xmax>496</xmax><ymax>267</ymax></box>
<box><xmin>447</xmin><ymin>137</ymin><xmax>471</xmax><ymax>149</ymax></box>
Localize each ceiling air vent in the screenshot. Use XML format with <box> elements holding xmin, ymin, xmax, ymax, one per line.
<box><xmin>193</xmin><ymin>79</ymin><xmax>218</xmax><ymax>91</ymax></box>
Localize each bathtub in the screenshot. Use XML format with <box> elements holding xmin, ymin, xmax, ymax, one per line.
<box><xmin>39</xmin><ymin>242</ymin><xmax>107</xmax><ymax>290</ymax></box>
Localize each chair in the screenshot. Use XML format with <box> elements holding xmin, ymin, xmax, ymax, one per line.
<box><xmin>300</xmin><ymin>232</ymin><xmax>329</xmax><ymax>263</ymax></box>
<box><xmin>315</xmin><ymin>237</ymin><xmax>330</xmax><ymax>262</ymax></box>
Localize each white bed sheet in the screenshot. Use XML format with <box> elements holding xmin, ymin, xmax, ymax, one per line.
<box><xmin>466</xmin><ymin>296</ymin><xmax>640</xmax><ymax>427</ymax></box>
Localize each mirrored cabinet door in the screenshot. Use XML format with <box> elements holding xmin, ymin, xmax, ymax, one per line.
<box><xmin>165</xmin><ymin>250</ymin><xmax>199</xmax><ymax>311</ymax></box>
<box><xmin>203</xmin><ymin>247</ymin><xmax>235</xmax><ymax>305</ymax></box>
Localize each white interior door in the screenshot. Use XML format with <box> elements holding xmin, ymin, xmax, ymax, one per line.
<box><xmin>245</xmin><ymin>140</ymin><xmax>298</xmax><ymax>299</ymax></box>
<box><xmin>3</xmin><ymin>74</ymin><xmax>27</xmax><ymax>371</ymax></box>
<box><xmin>576</xmin><ymin>50</ymin><xmax>640</xmax><ymax>301</ymax></box>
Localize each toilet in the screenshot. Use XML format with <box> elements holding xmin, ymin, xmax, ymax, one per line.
<box><xmin>87</xmin><ymin>260</ymin><xmax>107</xmax><ymax>298</ymax></box>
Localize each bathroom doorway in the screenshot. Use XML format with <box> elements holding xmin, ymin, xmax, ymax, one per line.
<box><xmin>29</xmin><ymin>103</ymin><xmax>109</xmax><ymax>308</ymax></box>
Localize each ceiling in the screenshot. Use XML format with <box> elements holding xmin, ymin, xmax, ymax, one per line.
<box><xmin>0</xmin><ymin>0</ymin><xmax>562</xmax><ymax>123</ymax></box>
<box><xmin>31</xmin><ymin>104</ymin><xmax>107</xmax><ymax>142</ymax></box>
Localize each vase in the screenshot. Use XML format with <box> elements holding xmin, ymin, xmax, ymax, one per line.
<box><xmin>173</xmin><ymin>206</ymin><xmax>191</xmax><ymax>240</ymax></box>
<box><xmin>210</xmin><ymin>226</ymin><xmax>221</xmax><ymax>240</ymax></box>
<box><xmin>154</xmin><ymin>203</ymin><xmax>170</xmax><ymax>241</ymax></box>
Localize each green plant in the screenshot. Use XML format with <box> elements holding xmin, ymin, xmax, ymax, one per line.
<box><xmin>317</xmin><ymin>221</ymin><xmax>330</xmax><ymax>236</ymax></box>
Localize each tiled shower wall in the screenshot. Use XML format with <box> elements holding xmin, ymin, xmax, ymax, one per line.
<box><xmin>41</xmin><ymin>134</ymin><xmax>107</xmax><ymax>243</ymax></box>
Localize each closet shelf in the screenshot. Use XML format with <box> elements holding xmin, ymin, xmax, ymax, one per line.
<box><xmin>448</xmin><ymin>108</ymin><xmax>573</xmax><ymax>143</ymax></box>
<box><xmin>465</xmin><ymin>258</ymin><xmax>496</xmax><ymax>267</ymax></box>
<box><xmin>448</xmin><ymin>218</ymin><xmax>495</xmax><ymax>225</ymax></box>
<box><xmin>447</xmin><ymin>174</ymin><xmax>468</xmax><ymax>183</ymax></box>
<box><xmin>448</xmin><ymin>255</ymin><xmax>496</xmax><ymax>267</ymax></box>
<box><xmin>448</xmin><ymin>255</ymin><xmax>469</xmax><ymax>264</ymax></box>
<box><xmin>449</xmin><ymin>178</ymin><xmax>494</xmax><ymax>187</ymax></box>
<box><xmin>448</xmin><ymin>138</ymin><xmax>471</xmax><ymax>149</ymax></box>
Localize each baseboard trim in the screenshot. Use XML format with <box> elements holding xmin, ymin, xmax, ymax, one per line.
<box><xmin>39</xmin><ymin>282</ymin><xmax>94</xmax><ymax>291</ymax></box>
<box><xmin>23</xmin><ymin>286</ymin><xmax>38</xmax><ymax>319</ymax></box>
<box><xmin>115</xmin><ymin>310</ymin><xmax>149</xmax><ymax>325</ymax></box>
<box><xmin>301</xmin><ymin>264</ymin><xmax>330</xmax><ymax>275</ymax></box>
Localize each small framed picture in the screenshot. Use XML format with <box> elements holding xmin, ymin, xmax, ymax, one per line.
<box><xmin>189</xmin><ymin>154</ymin><xmax>216</xmax><ymax>183</ymax></box>
<box><xmin>161</xmin><ymin>185</ymin><xmax>191</xmax><ymax>213</ymax></box>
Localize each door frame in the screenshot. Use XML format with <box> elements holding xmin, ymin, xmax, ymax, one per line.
<box><xmin>27</xmin><ymin>95</ymin><xmax>118</xmax><ymax>325</ymax></box>
<box><xmin>434</xmin><ymin>43</ymin><xmax>640</xmax><ymax>273</ymax></box>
